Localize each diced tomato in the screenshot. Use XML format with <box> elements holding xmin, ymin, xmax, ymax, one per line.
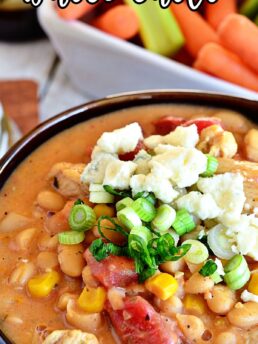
<box><xmin>119</xmin><ymin>140</ymin><xmax>144</xmax><ymax>161</ymax></box>
<box><xmin>153</xmin><ymin>116</ymin><xmax>186</xmax><ymax>135</ymax></box>
<box><xmin>183</xmin><ymin>117</ymin><xmax>222</xmax><ymax>133</ymax></box>
<box><xmin>84</xmin><ymin>250</ymin><xmax>138</xmax><ymax>288</ymax></box>
<box><xmin>106</xmin><ymin>296</ymin><xmax>178</xmax><ymax>344</ymax></box>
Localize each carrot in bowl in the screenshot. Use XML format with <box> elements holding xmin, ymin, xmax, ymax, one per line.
<box><xmin>205</xmin><ymin>0</ymin><xmax>237</xmax><ymax>30</ymax></box>
<box><xmin>92</xmin><ymin>5</ymin><xmax>139</xmax><ymax>40</ymax></box>
<box><xmin>218</xmin><ymin>14</ymin><xmax>258</xmax><ymax>74</ymax></box>
<box><xmin>194</xmin><ymin>43</ymin><xmax>258</xmax><ymax>92</ymax></box>
<box><xmin>170</xmin><ymin>1</ymin><xmax>219</xmax><ymax>58</ymax></box>
<box><xmin>56</xmin><ymin>2</ymin><xmax>96</xmax><ymax>20</ymax></box>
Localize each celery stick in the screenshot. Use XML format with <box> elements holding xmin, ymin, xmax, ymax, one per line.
<box><xmin>124</xmin><ymin>0</ymin><xmax>184</xmax><ymax>56</ymax></box>
<box><xmin>240</xmin><ymin>0</ymin><xmax>258</xmax><ymax>20</ymax></box>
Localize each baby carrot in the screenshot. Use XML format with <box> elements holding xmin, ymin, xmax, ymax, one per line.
<box><xmin>218</xmin><ymin>14</ymin><xmax>258</xmax><ymax>74</ymax></box>
<box><xmin>205</xmin><ymin>0</ymin><xmax>237</xmax><ymax>30</ymax></box>
<box><xmin>194</xmin><ymin>43</ymin><xmax>258</xmax><ymax>92</ymax></box>
<box><xmin>170</xmin><ymin>2</ymin><xmax>219</xmax><ymax>58</ymax></box>
<box><xmin>56</xmin><ymin>2</ymin><xmax>96</xmax><ymax>20</ymax></box>
<box><xmin>93</xmin><ymin>5</ymin><xmax>139</xmax><ymax>40</ymax></box>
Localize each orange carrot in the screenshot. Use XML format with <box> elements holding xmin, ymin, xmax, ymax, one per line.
<box><xmin>170</xmin><ymin>2</ymin><xmax>219</xmax><ymax>58</ymax></box>
<box><xmin>93</xmin><ymin>5</ymin><xmax>139</xmax><ymax>40</ymax></box>
<box><xmin>194</xmin><ymin>43</ymin><xmax>258</xmax><ymax>92</ymax></box>
<box><xmin>218</xmin><ymin>14</ymin><xmax>258</xmax><ymax>74</ymax></box>
<box><xmin>56</xmin><ymin>2</ymin><xmax>96</xmax><ymax>20</ymax></box>
<box><xmin>205</xmin><ymin>0</ymin><xmax>237</xmax><ymax>30</ymax></box>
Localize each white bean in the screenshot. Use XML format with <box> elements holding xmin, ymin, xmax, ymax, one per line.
<box><xmin>205</xmin><ymin>285</ymin><xmax>236</xmax><ymax>315</ymax></box>
<box><xmin>184</xmin><ymin>272</ymin><xmax>214</xmax><ymax>294</ymax></box>
<box><xmin>37</xmin><ymin>190</ymin><xmax>65</xmax><ymax>212</ymax></box>
<box><xmin>38</xmin><ymin>233</ymin><xmax>58</xmax><ymax>251</ymax></box>
<box><xmin>82</xmin><ymin>266</ymin><xmax>99</xmax><ymax>288</ymax></box>
<box><xmin>160</xmin><ymin>258</ymin><xmax>186</xmax><ymax>274</ymax></box>
<box><xmin>58</xmin><ymin>244</ymin><xmax>85</xmax><ymax>277</ymax></box>
<box><xmin>14</xmin><ymin>227</ymin><xmax>38</xmax><ymax>251</ymax></box>
<box><xmin>66</xmin><ymin>300</ymin><xmax>103</xmax><ymax>333</ymax></box>
<box><xmin>155</xmin><ymin>295</ymin><xmax>183</xmax><ymax>316</ymax></box>
<box><xmin>9</xmin><ymin>262</ymin><xmax>36</xmax><ymax>286</ymax></box>
<box><xmin>227</xmin><ymin>302</ymin><xmax>258</xmax><ymax>329</ymax></box>
<box><xmin>57</xmin><ymin>292</ymin><xmax>78</xmax><ymax>311</ymax></box>
<box><xmin>214</xmin><ymin>332</ymin><xmax>237</xmax><ymax>344</ymax></box>
<box><xmin>0</xmin><ymin>212</ymin><xmax>31</xmax><ymax>233</ymax></box>
<box><xmin>36</xmin><ymin>251</ymin><xmax>59</xmax><ymax>271</ymax></box>
<box><xmin>176</xmin><ymin>314</ymin><xmax>205</xmax><ymax>342</ymax></box>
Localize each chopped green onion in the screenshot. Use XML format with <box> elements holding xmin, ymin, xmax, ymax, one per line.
<box><xmin>69</xmin><ymin>204</ymin><xmax>96</xmax><ymax>231</ymax></box>
<box><xmin>89</xmin><ymin>191</ymin><xmax>114</xmax><ymax>204</ymax></box>
<box><xmin>199</xmin><ymin>260</ymin><xmax>217</xmax><ymax>277</ymax></box>
<box><xmin>129</xmin><ymin>226</ymin><xmax>152</xmax><ymax>253</ymax></box>
<box><xmin>207</xmin><ymin>224</ymin><xmax>235</xmax><ymax>260</ymax></box>
<box><xmin>152</xmin><ymin>204</ymin><xmax>176</xmax><ymax>232</ymax></box>
<box><xmin>89</xmin><ymin>184</ymin><xmax>105</xmax><ymax>192</ymax></box>
<box><xmin>134</xmin><ymin>191</ymin><xmax>149</xmax><ymax>199</ymax></box>
<box><xmin>224</xmin><ymin>255</ymin><xmax>250</xmax><ymax>290</ymax></box>
<box><xmin>74</xmin><ymin>199</ymin><xmax>84</xmax><ymax>205</ymax></box>
<box><xmin>116</xmin><ymin>197</ymin><xmax>134</xmax><ymax>212</ymax></box>
<box><xmin>58</xmin><ymin>231</ymin><xmax>85</xmax><ymax>245</ymax></box>
<box><xmin>201</xmin><ymin>155</ymin><xmax>218</xmax><ymax>177</ymax></box>
<box><xmin>183</xmin><ymin>239</ymin><xmax>209</xmax><ymax>264</ymax></box>
<box><xmin>117</xmin><ymin>207</ymin><xmax>142</xmax><ymax>230</ymax></box>
<box><xmin>134</xmin><ymin>191</ymin><xmax>156</xmax><ymax>205</ymax></box>
<box><xmin>172</xmin><ymin>209</ymin><xmax>195</xmax><ymax>235</ymax></box>
<box><xmin>97</xmin><ymin>215</ymin><xmax>128</xmax><ymax>243</ymax></box>
<box><xmin>89</xmin><ymin>238</ymin><xmax>127</xmax><ymax>261</ymax></box>
<box><xmin>210</xmin><ymin>271</ymin><xmax>223</xmax><ymax>284</ymax></box>
<box><xmin>132</xmin><ymin>198</ymin><xmax>156</xmax><ymax>222</ymax></box>
<box><xmin>103</xmin><ymin>185</ymin><xmax>131</xmax><ymax>198</ymax></box>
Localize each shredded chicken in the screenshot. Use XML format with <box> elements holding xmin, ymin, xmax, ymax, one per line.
<box><xmin>43</xmin><ymin>330</ymin><xmax>99</xmax><ymax>344</ymax></box>
<box><xmin>48</xmin><ymin>162</ymin><xmax>87</xmax><ymax>198</ymax></box>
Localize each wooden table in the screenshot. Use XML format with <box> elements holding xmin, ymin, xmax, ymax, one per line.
<box><xmin>0</xmin><ymin>39</ymin><xmax>91</xmax><ymax>122</ymax></box>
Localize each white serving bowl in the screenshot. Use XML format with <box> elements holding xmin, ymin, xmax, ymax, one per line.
<box><xmin>38</xmin><ymin>1</ymin><xmax>258</xmax><ymax>99</ymax></box>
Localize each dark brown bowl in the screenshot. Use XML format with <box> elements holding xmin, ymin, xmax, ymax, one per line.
<box><xmin>0</xmin><ymin>90</ymin><xmax>257</xmax><ymax>343</ymax></box>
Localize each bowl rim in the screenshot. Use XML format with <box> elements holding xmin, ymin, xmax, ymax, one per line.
<box><xmin>1</xmin><ymin>89</ymin><xmax>258</xmax><ymax>191</ymax></box>
<box><xmin>0</xmin><ymin>89</ymin><xmax>258</xmax><ymax>343</ymax></box>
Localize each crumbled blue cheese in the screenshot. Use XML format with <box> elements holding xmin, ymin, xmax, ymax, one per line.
<box><xmin>231</xmin><ymin>215</ymin><xmax>258</xmax><ymax>261</ymax></box>
<box><xmin>241</xmin><ymin>290</ymin><xmax>258</xmax><ymax>303</ymax></box>
<box><xmin>97</xmin><ymin>122</ymin><xmax>143</xmax><ymax>154</ymax></box>
<box><xmin>164</xmin><ymin>125</ymin><xmax>199</xmax><ymax>148</ymax></box>
<box><xmin>103</xmin><ymin>160</ymin><xmax>137</xmax><ymax>190</ymax></box>
<box><xmin>144</xmin><ymin>135</ymin><xmax>163</xmax><ymax>150</ymax></box>
<box><xmin>197</xmin><ymin>173</ymin><xmax>246</xmax><ymax>225</ymax></box>
<box><xmin>81</xmin><ymin>152</ymin><xmax>117</xmax><ymax>184</ymax></box>
<box><xmin>151</xmin><ymin>147</ymin><xmax>207</xmax><ymax>188</ymax></box>
<box><xmin>130</xmin><ymin>174</ymin><xmax>178</xmax><ymax>203</ymax></box>
<box><xmin>176</xmin><ymin>191</ymin><xmax>222</xmax><ymax>220</ymax></box>
<box><xmin>133</xmin><ymin>150</ymin><xmax>152</xmax><ymax>175</ymax></box>
<box><xmin>154</xmin><ymin>144</ymin><xmax>175</xmax><ymax>155</ymax></box>
<box><xmin>144</xmin><ymin>125</ymin><xmax>199</xmax><ymax>149</ymax></box>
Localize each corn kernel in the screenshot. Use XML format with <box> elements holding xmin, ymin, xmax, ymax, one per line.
<box><xmin>27</xmin><ymin>271</ymin><xmax>60</xmax><ymax>298</ymax></box>
<box><xmin>145</xmin><ymin>273</ymin><xmax>178</xmax><ymax>301</ymax></box>
<box><xmin>93</xmin><ymin>204</ymin><xmax>115</xmax><ymax>218</ymax></box>
<box><xmin>183</xmin><ymin>294</ymin><xmax>206</xmax><ymax>315</ymax></box>
<box><xmin>248</xmin><ymin>273</ymin><xmax>258</xmax><ymax>296</ymax></box>
<box><xmin>78</xmin><ymin>287</ymin><xmax>106</xmax><ymax>313</ymax></box>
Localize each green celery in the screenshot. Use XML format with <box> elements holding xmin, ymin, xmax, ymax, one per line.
<box><xmin>124</xmin><ymin>0</ymin><xmax>185</xmax><ymax>56</ymax></box>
